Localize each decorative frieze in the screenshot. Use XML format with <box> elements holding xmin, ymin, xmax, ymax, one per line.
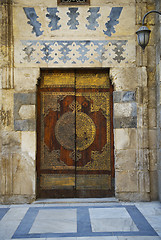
<box><xmin>16</xmin><ymin>40</ymin><xmax>128</xmax><ymax>66</ymax></box>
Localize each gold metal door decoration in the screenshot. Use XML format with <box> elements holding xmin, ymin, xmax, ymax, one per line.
<box><xmin>37</xmin><ymin>69</ymin><xmax>114</xmax><ymax>198</ymax></box>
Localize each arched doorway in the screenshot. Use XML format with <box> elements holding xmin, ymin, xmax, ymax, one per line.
<box><xmin>36</xmin><ymin>69</ymin><xmax>114</xmax><ymax>198</ymax></box>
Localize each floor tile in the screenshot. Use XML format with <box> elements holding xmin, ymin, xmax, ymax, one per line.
<box><xmin>89</xmin><ymin>207</ymin><xmax>138</xmax><ymax>232</ymax></box>
<box><xmin>77</xmin><ymin>237</ymin><xmax>118</xmax><ymax>240</ymax></box>
<box><xmin>0</xmin><ymin>208</ymin><xmax>28</xmax><ymax>240</ymax></box>
<box><xmin>90</xmin><ymin>218</ymin><xmax>138</xmax><ymax>232</ymax></box>
<box><xmin>117</xmin><ymin>236</ymin><xmax>161</xmax><ymax>240</ymax></box>
<box><xmin>89</xmin><ymin>207</ymin><xmax>132</xmax><ymax>219</ymax></box>
<box><xmin>30</xmin><ymin>209</ymin><xmax>77</xmax><ymax>233</ymax></box>
<box><xmin>46</xmin><ymin>238</ymin><xmax>77</xmax><ymax>240</ymax></box>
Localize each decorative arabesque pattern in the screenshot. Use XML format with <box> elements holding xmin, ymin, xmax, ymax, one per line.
<box><xmin>20</xmin><ymin>40</ymin><xmax>128</xmax><ymax>65</ymax></box>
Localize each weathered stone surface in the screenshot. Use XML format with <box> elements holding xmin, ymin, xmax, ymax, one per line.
<box><xmin>115</xmin><ymin>149</ymin><xmax>136</xmax><ymax>170</ymax></box>
<box><xmin>110</xmin><ymin>68</ymin><xmax>138</xmax><ymax>91</ymax></box>
<box><xmin>14</xmin><ymin>93</ymin><xmax>36</xmax><ymax>131</ymax></box>
<box><xmin>114</xmin><ymin>129</ymin><xmax>137</xmax><ymax>150</ymax></box>
<box><xmin>21</xmin><ymin>131</ymin><xmax>36</xmax><ymax>159</ymax></box>
<box><xmin>115</xmin><ymin>170</ymin><xmax>138</xmax><ymax>192</ymax></box>
<box><xmin>114</xmin><ymin>102</ymin><xmax>137</xmax><ymax>118</ymax></box>
<box><xmin>149</xmin><ymin>108</ymin><xmax>157</xmax><ymax>128</ymax></box>
<box><xmin>0</xmin><ymin>195</ymin><xmax>35</xmax><ymax>204</ymax></box>
<box><xmin>149</xmin><ymin>129</ymin><xmax>157</xmax><ymax>149</ymax></box>
<box><xmin>12</xmin><ymin>153</ymin><xmax>35</xmax><ymax>195</ymax></box>
<box><xmin>19</xmin><ymin>105</ymin><xmax>35</xmax><ymax>119</ymax></box>
<box><xmin>113</xmin><ymin>91</ymin><xmax>136</xmax><ymax>103</ymax></box>
<box><xmin>136</xmin><ymin>128</ymin><xmax>149</xmax><ymax>149</ymax></box>
<box><xmin>1</xmin><ymin>131</ymin><xmax>21</xmax><ymax>154</ymax></box>
<box><xmin>150</xmin><ymin>170</ymin><xmax>158</xmax><ymax>200</ymax></box>
<box><xmin>149</xmin><ymin>149</ymin><xmax>157</xmax><ymax>171</ymax></box>
<box><xmin>14</xmin><ymin>119</ymin><xmax>36</xmax><ymax>131</ymax></box>
<box><xmin>116</xmin><ymin>192</ymin><xmax>150</xmax><ymax>201</ymax></box>
<box><xmin>114</xmin><ymin>116</ymin><xmax>137</xmax><ymax>128</ymax></box>
<box><xmin>14</xmin><ymin>68</ymin><xmax>39</xmax><ymax>91</ymax></box>
<box><xmin>136</xmin><ymin>149</ymin><xmax>149</xmax><ymax>171</ymax></box>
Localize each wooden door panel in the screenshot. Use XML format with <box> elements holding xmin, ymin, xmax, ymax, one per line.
<box><xmin>37</xmin><ymin>69</ymin><xmax>114</xmax><ymax>198</ymax></box>
<box><xmin>75</xmin><ymin>71</ymin><xmax>112</xmax><ymax>197</ymax></box>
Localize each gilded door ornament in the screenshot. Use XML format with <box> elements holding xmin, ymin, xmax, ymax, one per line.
<box><xmin>69</xmin><ymin>150</ymin><xmax>82</xmax><ymax>162</ymax></box>
<box><xmin>69</xmin><ymin>100</ymin><xmax>82</xmax><ymax>112</ymax></box>
<box><xmin>42</xmin><ymin>145</ymin><xmax>66</xmax><ymax>168</ymax></box>
<box><xmin>85</xmin><ymin>93</ymin><xmax>110</xmax><ymax>117</ymax></box>
<box><xmin>55</xmin><ymin>112</ymin><xmax>96</xmax><ymax>151</ymax></box>
<box><xmin>42</xmin><ymin>93</ymin><xmax>66</xmax><ymax>116</ymax></box>
<box><xmin>80</xmin><ymin>144</ymin><xmax>111</xmax><ymax>170</ymax></box>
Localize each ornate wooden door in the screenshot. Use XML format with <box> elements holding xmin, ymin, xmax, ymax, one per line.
<box><xmin>37</xmin><ymin>69</ymin><xmax>114</xmax><ymax>198</ymax></box>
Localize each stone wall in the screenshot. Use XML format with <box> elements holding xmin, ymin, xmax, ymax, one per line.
<box><xmin>156</xmin><ymin>0</ymin><xmax>161</xmax><ymax>202</ymax></box>
<box><xmin>0</xmin><ymin>0</ymin><xmax>158</xmax><ymax>203</ymax></box>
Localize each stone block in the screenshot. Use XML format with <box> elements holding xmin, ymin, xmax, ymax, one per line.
<box><xmin>14</xmin><ymin>68</ymin><xmax>40</xmax><ymax>92</ymax></box>
<box><xmin>116</xmin><ymin>192</ymin><xmax>150</xmax><ymax>201</ymax></box>
<box><xmin>136</xmin><ymin>128</ymin><xmax>149</xmax><ymax>149</ymax></box>
<box><xmin>113</xmin><ymin>91</ymin><xmax>136</xmax><ymax>103</ymax></box>
<box><xmin>138</xmin><ymin>170</ymin><xmax>150</xmax><ymax>193</ymax></box>
<box><xmin>149</xmin><ymin>149</ymin><xmax>157</xmax><ymax>171</ymax></box>
<box><xmin>148</xmin><ymin>108</ymin><xmax>156</xmax><ymax>129</ymax></box>
<box><xmin>147</xmin><ymin>4</ymin><xmax>157</xmax><ymax>26</ymax></box>
<box><xmin>0</xmin><ymin>156</ymin><xmax>6</xmax><ymax>195</ymax></box>
<box><xmin>12</xmin><ymin>153</ymin><xmax>35</xmax><ymax>195</ymax></box>
<box><xmin>136</xmin><ymin>67</ymin><xmax>147</xmax><ymax>88</ymax></box>
<box><xmin>149</xmin><ymin>129</ymin><xmax>157</xmax><ymax>149</ymax></box>
<box><xmin>148</xmin><ymin>26</ymin><xmax>156</xmax><ymax>46</ymax></box>
<box><xmin>14</xmin><ymin>92</ymin><xmax>36</xmax><ymax>131</ymax></box>
<box><xmin>114</xmin><ymin>128</ymin><xmax>136</xmax><ymax>150</ymax></box>
<box><xmin>136</xmin><ymin>3</ymin><xmax>147</xmax><ymax>25</ymax></box>
<box><xmin>115</xmin><ymin>149</ymin><xmax>136</xmax><ymax>170</ymax></box>
<box><xmin>110</xmin><ymin>68</ymin><xmax>138</xmax><ymax>91</ymax></box>
<box><xmin>19</xmin><ymin>105</ymin><xmax>35</xmax><ymax>119</ymax></box>
<box><xmin>157</xmin><ymin>149</ymin><xmax>161</xmax><ymax>170</ymax></box>
<box><xmin>1</xmin><ymin>131</ymin><xmax>21</xmax><ymax>154</ymax></box>
<box><xmin>147</xmin><ymin>67</ymin><xmax>156</xmax><ymax>87</ymax></box>
<box><xmin>147</xmin><ymin>46</ymin><xmax>156</xmax><ymax>68</ymax></box>
<box><xmin>14</xmin><ymin>119</ymin><xmax>36</xmax><ymax>131</ymax></box>
<box><xmin>115</xmin><ymin>170</ymin><xmax>138</xmax><ymax>192</ymax></box>
<box><xmin>136</xmin><ymin>149</ymin><xmax>149</xmax><ymax>171</ymax></box>
<box><xmin>0</xmin><ymin>195</ymin><xmax>35</xmax><ymax>204</ymax></box>
<box><xmin>1</xmin><ymin>90</ymin><xmax>14</xmax><ymax>130</ymax></box>
<box><xmin>21</xmin><ymin>131</ymin><xmax>36</xmax><ymax>159</ymax></box>
<box><xmin>150</xmin><ymin>170</ymin><xmax>158</xmax><ymax>200</ymax></box>
<box><xmin>114</xmin><ymin>117</ymin><xmax>137</xmax><ymax>129</ymax></box>
<box><xmin>114</xmin><ymin>102</ymin><xmax>137</xmax><ymax>118</ymax></box>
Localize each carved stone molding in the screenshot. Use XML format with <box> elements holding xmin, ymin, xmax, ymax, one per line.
<box><xmin>0</xmin><ymin>0</ymin><xmax>14</xmax><ymax>88</ymax></box>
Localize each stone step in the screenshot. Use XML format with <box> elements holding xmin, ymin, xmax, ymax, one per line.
<box><xmin>32</xmin><ymin>197</ymin><xmax>119</xmax><ymax>204</ymax></box>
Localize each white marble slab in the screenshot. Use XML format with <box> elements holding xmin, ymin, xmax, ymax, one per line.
<box><xmin>29</xmin><ymin>209</ymin><xmax>77</xmax><ymax>233</ymax></box>
<box><xmin>89</xmin><ymin>208</ymin><xmax>138</xmax><ymax>232</ymax></box>
<box><xmin>89</xmin><ymin>207</ymin><xmax>130</xmax><ymax>219</ymax></box>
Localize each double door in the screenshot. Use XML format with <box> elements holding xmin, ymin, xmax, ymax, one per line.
<box><xmin>37</xmin><ymin>69</ymin><xmax>114</xmax><ymax>198</ymax></box>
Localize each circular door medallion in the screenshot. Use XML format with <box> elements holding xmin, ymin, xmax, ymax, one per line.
<box><xmin>55</xmin><ymin>112</ymin><xmax>96</xmax><ymax>151</ymax></box>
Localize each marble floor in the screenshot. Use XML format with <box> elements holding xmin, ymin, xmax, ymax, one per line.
<box><xmin>0</xmin><ymin>200</ymin><xmax>161</xmax><ymax>240</ymax></box>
